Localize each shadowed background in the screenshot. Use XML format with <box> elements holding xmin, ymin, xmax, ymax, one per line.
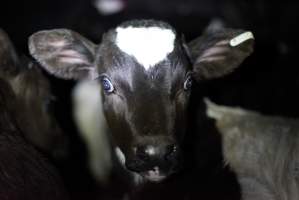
<box><xmin>0</xmin><ymin>0</ymin><xmax>299</xmax><ymax>199</ymax></box>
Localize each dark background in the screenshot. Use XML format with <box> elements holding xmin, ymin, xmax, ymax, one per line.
<box><xmin>1</xmin><ymin>0</ymin><xmax>299</xmax><ymax>199</ymax></box>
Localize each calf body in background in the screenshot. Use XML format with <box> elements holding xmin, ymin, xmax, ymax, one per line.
<box><xmin>206</xmin><ymin>99</ymin><xmax>299</xmax><ymax>200</ymax></box>
<box><xmin>0</xmin><ymin>77</ymin><xmax>68</xmax><ymax>200</ymax></box>
<box><xmin>29</xmin><ymin>19</ymin><xmax>254</xmax><ymax>197</ymax></box>
<box><xmin>0</xmin><ymin>29</ymin><xmax>68</xmax><ymax>160</ymax></box>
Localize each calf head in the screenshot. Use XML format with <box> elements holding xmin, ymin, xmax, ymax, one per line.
<box><xmin>0</xmin><ymin>29</ymin><xmax>68</xmax><ymax>159</ymax></box>
<box><xmin>29</xmin><ymin>19</ymin><xmax>254</xmax><ymax>182</ymax></box>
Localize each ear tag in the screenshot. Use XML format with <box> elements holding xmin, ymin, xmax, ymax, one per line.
<box><xmin>229</xmin><ymin>31</ymin><xmax>254</xmax><ymax>47</ymax></box>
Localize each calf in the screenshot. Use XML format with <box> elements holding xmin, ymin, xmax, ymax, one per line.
<box><xmin>0</xmin><ymin>77</ymin><xmax>68</xmax><ymax>199</ymax></box>
<box><xmin>28</xmin><ymin>19</ymin><xmax>254</xmax><ymax>186</ymax></box>
<box><xmin>206</xmin><ymin>99</ymin><xmax>299</xmax><ymax>200</ymax></box>
<box><xmin>0</xmin><ymin>29</ymin><xmax>68</xmax><ymax>160</ymax></box>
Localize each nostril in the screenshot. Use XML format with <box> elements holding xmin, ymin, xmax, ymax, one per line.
<box><xmin>165</xmin><ymin>144</ymin><xmax>179</xmax><ymax>161</ymax></box>
<box><xmin>167</xmin><ymin>144</ymin><xmax>178</xmax><ymax>154</ymax></box>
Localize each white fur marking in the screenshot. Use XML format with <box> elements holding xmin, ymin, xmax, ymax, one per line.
<box><xmin>230</xmin><ymin>31</ymin><xmax>254</xmax><ymax>47</ymax></box>
<box><xmin>115</xmin><ymin>147</ymin><xmax>126</xmax><ymax>165</ymax></box>
<box><xmin>72</xmin><ymin>80</ymin><xmax>112</xmax><ymax>183</ymax></box>
<box><xmin>116</xmin><ymin>27</ymin><xmax>175</xmax><ymax>70</ymax></box>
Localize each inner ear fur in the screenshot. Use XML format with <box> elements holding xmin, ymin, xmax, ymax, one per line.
<box><xmin>188</xmin><ymin>28</ymin><xmax>254</xmax><ymax>81</ymax></box>
<box><xmin>29</xmin><ymin>29</ymin><xmax>97</xmax><ymax>80</ymax></box>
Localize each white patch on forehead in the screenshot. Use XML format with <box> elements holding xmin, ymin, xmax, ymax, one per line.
<box><xmin>115</xmin><ymin>147</ymin><xmax>126</xmax><ymax>165</ymax></box>
<box><xmin>115</xmin><ymin>26</ymin><xmax>175</xmax><ymax>70</ymax></box>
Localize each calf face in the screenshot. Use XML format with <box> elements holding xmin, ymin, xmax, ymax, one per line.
<box><xmin>0</xmin><ymin>29</ymin><xmax>68</xmax><ymax>159</ymax></box>
<box><xmin>29</xmin><ymin>19</ymin><xmax>254</xmax><ymax>182</ymax></box>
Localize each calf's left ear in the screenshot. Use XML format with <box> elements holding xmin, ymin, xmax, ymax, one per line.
<box><xmin>188</xmin><ymin>28</ymin><xmax>254</xmax><ymax>81</ymax></box>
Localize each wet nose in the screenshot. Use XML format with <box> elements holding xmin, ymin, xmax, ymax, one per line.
<box><xmin>136</xmin><ymin>144</ymin><xmax>178</xmax><ymax>160</ymax></box>
<box><xmin>135</xmin><ymin>145</ymin><xmax>154</xmax><ymax>161</ymax></box>
<box><xmin>127</xmin><ymin>144</ymin><xmax>180</xmax><ymax>172</ymax></box>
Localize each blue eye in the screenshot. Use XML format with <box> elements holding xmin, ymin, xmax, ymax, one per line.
<box><xmin>183</xmin><ymin>76</ymin><xmax>192</xmax><ymax>91</ymax></box>
<box><xmin>101</xmin><ymin>77</ymin><xmax>114</xmax><ymax>93</ymax></box>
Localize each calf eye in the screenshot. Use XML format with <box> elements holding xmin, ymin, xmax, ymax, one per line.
<box><xmin>101</xmin><ymin>77</ymin><xmax>114</xmax><ymax>93</ymax></box>
<box><xmin>183</xmin><ymin>75</ymin><xmax>192</xmax><ymax>91</ymax></box>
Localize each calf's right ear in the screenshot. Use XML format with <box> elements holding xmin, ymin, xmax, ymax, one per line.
<box><xmin>29</xmin><ymin>29</ymin><xmax>97</xmax><ymax>80</ymax></box>
<box><xmin>188</xmin><ymin>28</ymin><xmax>254</xmax><ymax>82</ymax></box>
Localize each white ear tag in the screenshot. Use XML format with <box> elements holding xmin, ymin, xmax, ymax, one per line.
<box><xmin>230</xmin><ymin>31</ymin><xmax>254</xmax><ymax>47</ymax></box>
